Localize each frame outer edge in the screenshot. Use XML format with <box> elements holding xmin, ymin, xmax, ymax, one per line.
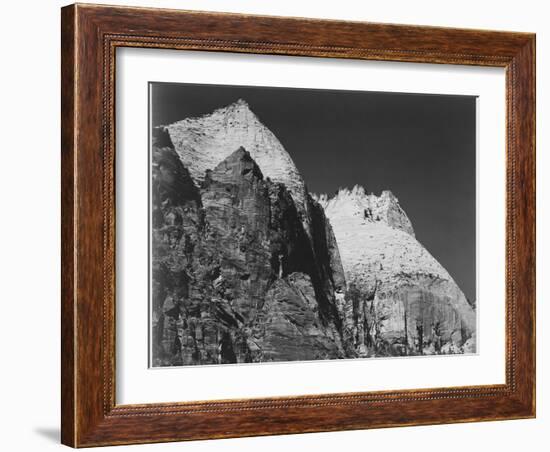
<box><xmin>60</xmin><ymin>3</ymin><xmax>536</xmax><ymax>446</ymax></box>
<box><xmin>531</xmin><ymin>35</ymin><xmax>536</xmax><ymax>417</ymax></box>
<box><xmin>514</xmin><ymin>35</ymin><xmax>536</xmax><ymax>416</ymax></box>
<box><xmin>61</xmin><ymin>3</ymin><xmax>77</xmax><ymax>448</ymax></box>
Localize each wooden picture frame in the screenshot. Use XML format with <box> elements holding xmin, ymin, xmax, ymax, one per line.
<box><xmin>61</xmin><ymin>3</ymin><xmax>535</xmax><ymax>447</ymax></box>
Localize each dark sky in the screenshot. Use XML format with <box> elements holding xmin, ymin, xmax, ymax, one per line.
<box><xmin>150</xmin><ymin>82</ymin><xmax>477</xmax><ymax>302</ymax></box>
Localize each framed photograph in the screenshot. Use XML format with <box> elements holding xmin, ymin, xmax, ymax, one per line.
<box><xmin>61</xmin><ymin>3</ymin><xmax>535</xmax><ymax>447</ymax></box>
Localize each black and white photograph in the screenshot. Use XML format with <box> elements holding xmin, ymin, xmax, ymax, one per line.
<box><xmin>1</xmin><ymin>0</ymin><xmax>542</xmax><ymax>449</ymax></box>
<box><xmin>149</xmin><ymin>82</ymin><xmax>477</xmax><ymax>367</ymax></box>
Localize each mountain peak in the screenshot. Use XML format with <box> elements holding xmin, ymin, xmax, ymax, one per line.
<box><xmin>209</xmin><ymin>98</ymin><xmax>258</xmax><ymax>124</ymax></box>
<box><xmin>234</xmin><ymin>98</ymin><xmax>250</xmax><ymax>108</ymax></box>
<box><xmin>164</xmin><ymin>100</ymin><xmax>309</xmax><ymax>232</ymax></box>
<box><xmin>315</xmin><ymin>185</ymin><xmax>415</xmax><ymax>237</ymax></box>
<box><xmin>221</xmin><ymin>98</ymin><xmax>252</xmax><ymax>113</ymax></box>
<box><xmin>209</xmin><ymin>146</ymin><xmax>264</xmax><ymax>183</ymax></box>
<box><xmin>224</xmin><ymin>145</ymin><xmax>250</xmax><ymax>161</ymax></box>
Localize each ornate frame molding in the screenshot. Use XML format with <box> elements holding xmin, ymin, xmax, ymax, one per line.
<box><xmin>61</xmin><ymin>3</ymin><xmax>535</xmax><ymax>447</ymax></box>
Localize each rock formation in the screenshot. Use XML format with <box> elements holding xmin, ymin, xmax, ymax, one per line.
<box><xmin>151</xmin><ymin>127</ymin><xmax>344</xmax><ymax>366</ymax></box>
<box><xmin>165</xmin><ymin>99</ymin><xmax>310</xmax><ymax>234</ymax></box>
<box><xmin>151</xmin><ymin>99</ymin><xmax>476</xmax><ymax>366</ymax></box>
<box><xmin>316</xmin><ymin>186</ymin><xmax>476</xmax><ymax>356</ymax></box>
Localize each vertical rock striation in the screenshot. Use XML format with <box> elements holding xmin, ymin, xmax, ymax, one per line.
<box><xmin>151</xmin><ymin>131</ymin><xmax>344</xmax><ymax>366</ymax></box>
<box><xmin>152</xmin><ymin>100</ymin><xmax>476</xmax><ymax>365</ymax></box>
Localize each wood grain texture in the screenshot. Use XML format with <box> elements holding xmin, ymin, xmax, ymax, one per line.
<box><xmin>61</xmin><ymin>5</ymin><xmax>76</xmax><ymax>447</ymax></box>
<box><xmin>61</xmin><ymin>3</ymin><xmax>536</xmax><ymax>447</ymax></box>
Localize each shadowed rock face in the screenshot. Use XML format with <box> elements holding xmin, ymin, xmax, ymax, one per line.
<box><xmin>258</xmin><ymin>273</ymin><xmax>344</xmax><ymax>361</ymax></box>
<box><xmin>163</xmin><ymin>100</ymin><xmax>347</xmax><ymax>297</ymax></box>
<box><xmin>152</xmin><ymin>101</ymin><xmax>476</xmax><ymax>365</ymax></box>
<box><xmin>151</xmin><ymin>136</ymin><xmax>344</xmax><ymax>366</ymax></box>
<box><xmin>165</xmin><ymin>99</ymin><xmax>310</xmax><ymax>233</ymax></box>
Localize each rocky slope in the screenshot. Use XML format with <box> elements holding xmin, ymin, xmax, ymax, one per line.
<box><xmin>164</xmin><ymin>99</ymin><xmax>310</xmax><ymax>233</ymax></box>
<box><xmin>151</xmin><ymin>128</ymin><xmax>344</xmax><ymax>366</ymax></box>
<box><xmin>151</xmin><ymin>100</ymin><xmax>476</xmax><ymax>366</ymax></box>
<box><xmin>317</xmin><ymin>186</ymin><xmax>476</xmax><ymax>356</ymax></box>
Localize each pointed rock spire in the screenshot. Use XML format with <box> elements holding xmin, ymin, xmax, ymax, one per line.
<box><xmin>164</xmin><ymin>99</ymin><xmax>309</xmax><ymax>231</ymax></box>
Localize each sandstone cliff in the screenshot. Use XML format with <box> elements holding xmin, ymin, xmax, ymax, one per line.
<box><xmin>151</xmin><ymin>128</ymin><xmax>344</xmax><ymax>366</ymax></box>
<box><xmin>165</xmin><ymin>99</ymin><xmax>310</xmax><ymax>233</ymax></box>
<box><xmin>152</xmin><ymin>100</ymin><xmax>476</xmax><ymax>365</ymax></box>
<box><xmin>317</xmin><ymin>186</ymin><xmax>476</xmax><ymax>356</ymax></box>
